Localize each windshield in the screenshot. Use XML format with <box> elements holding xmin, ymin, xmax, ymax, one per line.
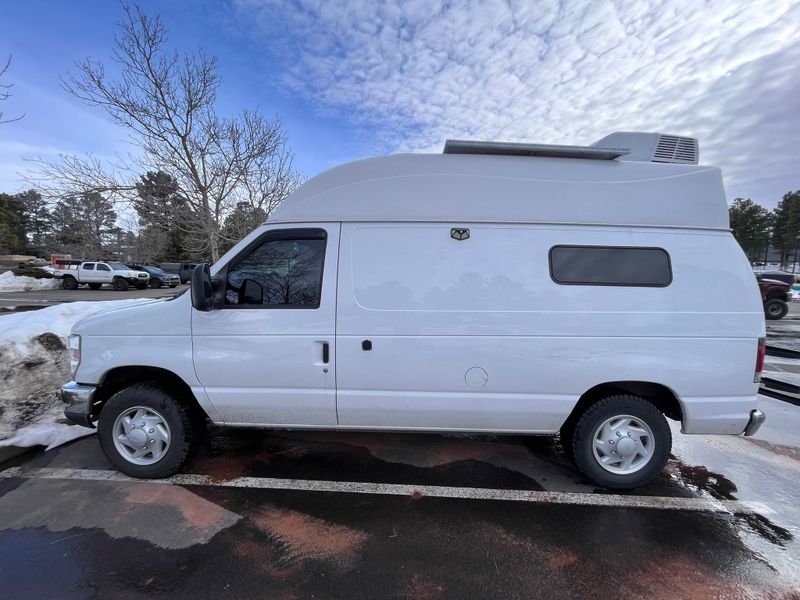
<box><xmin>108</xmin><ymin>263</ymin><xmax>130</xmax><ymax>271</ymax></box>
<box><xmin>145</xmin><ymin>266</ymin><xmax>166</xmax><ymax>275</ymax></box>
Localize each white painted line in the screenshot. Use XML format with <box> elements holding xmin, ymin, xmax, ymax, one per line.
<box><xmin>0</xmin><ymin>466</ymin><xmax>772</xmax><ymax>515</ymax></box>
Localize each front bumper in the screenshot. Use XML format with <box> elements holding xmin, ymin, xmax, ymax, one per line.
<box><xmin>743</xmin><ymin>409</ymin><xmax>766</xmax><ymax>437</ymax></box>
<box><xmin>62</xmin><ymin>381</ymin><xmax>97</xmax><ymax>428</ymax></box>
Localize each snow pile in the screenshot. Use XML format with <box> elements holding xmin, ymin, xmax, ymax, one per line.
<box><xmin>0</xmin><ymin>270</ymin><xmax>60</xmax><ymax>292</ymax></box>
<box><xmin>0</xmin><ymin>299</ymin><xmax>155</xmax><ymax>449</ymax></box>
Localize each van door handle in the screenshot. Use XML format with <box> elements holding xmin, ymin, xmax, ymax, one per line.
<box><xmin>322</xmin><ymin>342</ymin><xmax>329</xmax><ymax>364</ymax></box>
<box><xmin>362</xmin><ymin>340</ymin><xmax>372</xmax><ymax>351</ymax></box>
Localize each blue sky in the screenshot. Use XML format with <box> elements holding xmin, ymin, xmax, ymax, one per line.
<box><xmin>1</xmin><ymin>0</ymin><xmax>799</xmax><ymax>206</ymax></box>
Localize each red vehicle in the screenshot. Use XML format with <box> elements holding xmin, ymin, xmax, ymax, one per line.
<box><xmin>757</xmin><ymin>274</ymin><xmax>791</xmax><ymax>319</ymax></box>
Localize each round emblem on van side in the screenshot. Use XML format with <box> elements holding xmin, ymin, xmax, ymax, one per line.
<box><xmin>465</xmin><ymin>367</ymin><xmax>488</xmax><ymax>388</ymax></box>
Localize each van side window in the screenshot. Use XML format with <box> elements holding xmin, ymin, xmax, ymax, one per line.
<box><xmin>549</xmin><ymin>246</ymin><xmax>672</xmax><ymax>287</ymax></box>
<box><xmin>225</xmin><ymin>232</ymin><xmax>326</xmax><ymax>307</ymax></box>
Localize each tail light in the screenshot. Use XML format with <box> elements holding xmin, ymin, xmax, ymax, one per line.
<box><xmin>754</xmin><ymin>337</ymin><xmax>766</xmax><ymax>383</ymax></box>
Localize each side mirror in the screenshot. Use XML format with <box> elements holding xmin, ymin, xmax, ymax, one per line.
<box><xmin>191</xmin><ymin>264</ymin><xmax>213</xmax><ymax>311</ymax></box>
<box><xmin>240</xmin><ymin>278</ymin><xmax>264</xmax><ymax>305</ymax></box>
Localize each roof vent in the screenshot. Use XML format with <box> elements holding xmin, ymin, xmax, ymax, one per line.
<box><xmin>592</xmin><ymin>132</ymin><xmax>699</xmax><ymax>164</ymax></box>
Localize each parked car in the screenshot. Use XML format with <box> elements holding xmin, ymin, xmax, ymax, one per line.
<box><xmin>753</xmin><ymin>270</ymin><xmax>796</xmax><ymax>286</ymax></box>
<box><xmin>54</xmin><ymin>261</ymin><xmax>150</xmax><ymax>291</ymax></box>
<box><xmin>158</xmin><ymin>262</ymin><xmax>198</xmax><ymax>284</ymax></box>
<box><xmin>62</xmin><ymin>131</ymin><xmax>766</xmax><ymax>490</ymax></box>
<box><xmin>756</xmin><ymin>274</ymin><xmax>790</xmax><ymax>319</ymax></box>
<box><xmin>128</xmin><ymin>264</ymin><xmax>180</xmax><ymax>288</ymax></box>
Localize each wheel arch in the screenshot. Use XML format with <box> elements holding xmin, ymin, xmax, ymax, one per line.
<box><xmin>561</xmin><ymin>381</ymin><xmax>683</xmax><ymax>435</ymax></box>
<box><xmin>93</xmin><ymin>365</ymin><xmax>206</xmax><ymax>422</ymax></box>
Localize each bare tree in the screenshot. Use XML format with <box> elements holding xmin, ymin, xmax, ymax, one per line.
<box><xmin>28</xmin><ymin>5</ymin><xmax>300</xmax><ymax>261</ymax></box>
<box><xmin>0</xmin><ymin>55</ymin><xmax>25</xmax><ymax>124</ymax></box>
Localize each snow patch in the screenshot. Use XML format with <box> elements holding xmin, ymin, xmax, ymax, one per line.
<box><xmin>0</xmin><ymin>299</ymin><xmax>155</xmax><ymax>448</ymax></box>
<box><xmin>0</xmin><ymin>270</ymin><xmax>60</xmax><ymax>292</ymax></box>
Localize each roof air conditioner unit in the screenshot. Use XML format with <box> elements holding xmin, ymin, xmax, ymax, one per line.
<box><xmin>592</xmin><ymin>132</ymin><xmax>698</xmax><ymax>164</ymax></box>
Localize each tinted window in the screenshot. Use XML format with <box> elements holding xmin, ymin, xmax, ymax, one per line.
<box><xmin>96</xmin><ymin>264</ymin><xmax>111</xmax><ymax>272</ymax></box>
<box><xmin>225</xmin><ymin>236</ymin><xmax>326</xmax><ymax>307</ymax></box>
<box><xmin>550</xmin><ymin>246</ymin><xmax>671</xmax><ymax>287</ymax></box>
<box><xmin>83</xmin><ymin>263</ymin><xmax>95</xmax><ymax>270</ymax></box>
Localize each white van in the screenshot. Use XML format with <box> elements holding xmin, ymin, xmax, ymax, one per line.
<box><xmin>62</xmin><ymin>132</ymin><xmax>766</xmax><ymax>489</ymax></box>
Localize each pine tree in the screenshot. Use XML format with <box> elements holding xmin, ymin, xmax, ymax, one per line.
<box><xmin>0</xmin><ymin>193</ymin><xmax>26</xmax><ymax>253</ymax></box>
<box><xmin>772</xmin><ymin>191</ymin><xmax>800</xmax><ymax>268</ymax></box>
<box><xmin>729</xmin><ymin>198</ymin><xmax>774</xmax><ymax>261</ymax></box>
<box><xmin>17</xmin><ymin>189</ymin><xmax>53</xmax><ymax>250</ymax></box>
<box><xmin>52</xmin><ymin>192</ymin><xmax>118</xmax><ymax>258</ymax></box>
<box><xmin>134</xmin><ymin>171</ymin><xmax>188</xmax><ymax>262</ymax></box>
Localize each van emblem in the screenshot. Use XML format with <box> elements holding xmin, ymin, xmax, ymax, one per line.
<box><xmin>451</xmin><ymin>228</ymin><xmax>470</xmax><ymax>241</ymax></box>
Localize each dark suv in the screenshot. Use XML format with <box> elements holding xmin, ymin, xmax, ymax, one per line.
<box><xmin>756</xmin><ymin>274</ymin><xmax>791</xmax><ymax>319</ymax></box>
<box><xmin>158</xmin><ymin>262</ymin><xmax>198</xmax><ymax>284</ymax></box>
<box><xmin>128</xmin><ymin>264</ymin><xmax>180</xmax><ymax>288</ymax></box>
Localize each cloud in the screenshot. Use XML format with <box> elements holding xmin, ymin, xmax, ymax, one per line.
<box><xmin>234</xmin><ymin>0</ymin><xmax>800</xmax><ymax>204</ymax></box>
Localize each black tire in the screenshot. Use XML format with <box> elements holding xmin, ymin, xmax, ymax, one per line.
<box><xmin>97</xmin><ymin>384</ymin><xmax>198</xmax><ymax>478</ymax></box>
<box><xmin>88</xmin><ymin>283</ymin><xmax>102</xmax><ymax>290</ymax></box>
<box><xmin>62</xmin><ymin>275</ymin><xmax>78</xmax><ymax>290</ymax></box>
<box><xmin>113</xmin><ymin>277</ymin><xmax>129</xmax><ymax>291</ymax></box>
<box><xmin>149</xmin><ymin>278</ymin><xmax>162</xmax><ymax>289</ymax></box>
<box><xmin>571</xmin><ymin>394</ymin><xmax>671</xmax><ymax>489</ymax></box>
<box><xmin>559</xmin><ymin>419</ymin><xmax>577</xmax><ymax>465</ymax></box>
<box><xmin>764</xmin><ymin>298</ymin><xmax>788</xmax><ymax>320</ymax></box>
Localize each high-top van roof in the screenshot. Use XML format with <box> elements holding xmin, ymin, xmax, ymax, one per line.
<box><xmin>269</xmin><ymin>141</ymin><xmax>729</xmax><ymax>230</ymax></box>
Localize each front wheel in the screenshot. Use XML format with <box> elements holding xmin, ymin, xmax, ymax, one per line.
<box><xmin>113</xmin><ymin>277</ymin><xmax>129</xmax><ymax>291</ymax></box>
<box><xmin>571</xmin><ymin>395</ymin><xmax>671</xmax><ymax>489</ymax></box>
<box><xmin>149</xmin><ymin>278</ymin><xmax>162</xmax><ymax>289</ymax></box>
<box><xmin>98</xmin><ymin>384</ymin><xmax>199</xmax><ymax>478</ymax></box>
<box><xmin>765</xmin><ymin>298</ymin><xmax>789</xmax><ymax>320</ymax></box>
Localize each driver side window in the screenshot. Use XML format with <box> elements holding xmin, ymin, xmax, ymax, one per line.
<box><xmin>97</xmin><ymin>264</ymin><xmax>111</xmax><ymax>272</ymax></box>
<box><xmin>225</xmin><ymin>230</ymin><xmax>326</xmax><ymax>308</ymax></box>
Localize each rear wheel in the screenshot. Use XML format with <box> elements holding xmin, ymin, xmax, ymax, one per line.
<box><xmin>571</xmin><ymin>394</ymin><xmax>670</xmax><ymax>489</ymax></box>
<box><xmin>62</xmin><ymin>276</ymin><xmax>78</xmax><ymax>290</ymax></box>
<box><xmin>765</xmin><ymin>298</ymin><xmax>788</xmax><ymax>320</ymax></box>
<box><xmin>113</xmin><ymin>277</ymin><xmax>129</xmax><ymax>291</ymax></box>
<box><xmin>98</xmin><ymin>384</ymin><xmax>199</xmax><ymax>478</ymax></box>
<box><xmin>88</xmin><ymin>283</ymin><xmax>102</xmax><ymax>290</ymax></box>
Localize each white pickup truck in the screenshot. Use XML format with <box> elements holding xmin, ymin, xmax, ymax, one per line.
<box><xmin>55</xmin><ymin>261</ymin><xmax>150</xmax><ymax>291</ymax></box>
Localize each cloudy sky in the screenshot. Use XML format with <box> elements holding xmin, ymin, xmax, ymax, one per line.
<box><xmin>1</xmin><ymin>0</ymin><xmax>799</xmax><ymax>206</ymax></box>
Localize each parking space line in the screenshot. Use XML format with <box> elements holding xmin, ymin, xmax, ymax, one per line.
<box><xmin>0</xmin><ymin>466</ymin><xmax>772</xmax><ymax>515</ymax></box>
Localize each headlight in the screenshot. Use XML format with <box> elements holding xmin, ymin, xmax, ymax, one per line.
<box><xmin>68</xmin><ymin>334</ymin><xmax>81</xmax><ymax>378</ymax></box>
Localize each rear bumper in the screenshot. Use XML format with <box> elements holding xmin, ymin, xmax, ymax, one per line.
<box><xmin>61</xmin><ymin>381</ymin><xmax>97</xmax><ymax>428</ymax></box>
<box><xmin>743</xmin><ymin>409</ymin><xmax>766</xmax><ymax>436</ymax></box>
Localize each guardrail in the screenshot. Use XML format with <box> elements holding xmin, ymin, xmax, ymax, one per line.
<box><xmin>760</xmin><ymin>344</ymin><xmax>800</xmax><ymax>406</ymax></box>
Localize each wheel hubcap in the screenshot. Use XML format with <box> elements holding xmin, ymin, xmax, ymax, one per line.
<box><xmin>592</xmin><ymin>414</ymin><xmax>654</xmax><ymax>475</ymax></box>
<box><xmin>112</xmin><ymin>406</ymin><xmax>171</xmax><ymax>465</ymax></box>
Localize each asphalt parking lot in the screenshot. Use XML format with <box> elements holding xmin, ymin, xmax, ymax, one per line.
<box><xmin>1</xmin><ymin>394</ymin><xmax>799</xmax><ymax>599</ymax></box>
<box><xmin>0</xmin><ymin>284</ymin><xmax>186</xmax><ymax>312</ymax></box>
